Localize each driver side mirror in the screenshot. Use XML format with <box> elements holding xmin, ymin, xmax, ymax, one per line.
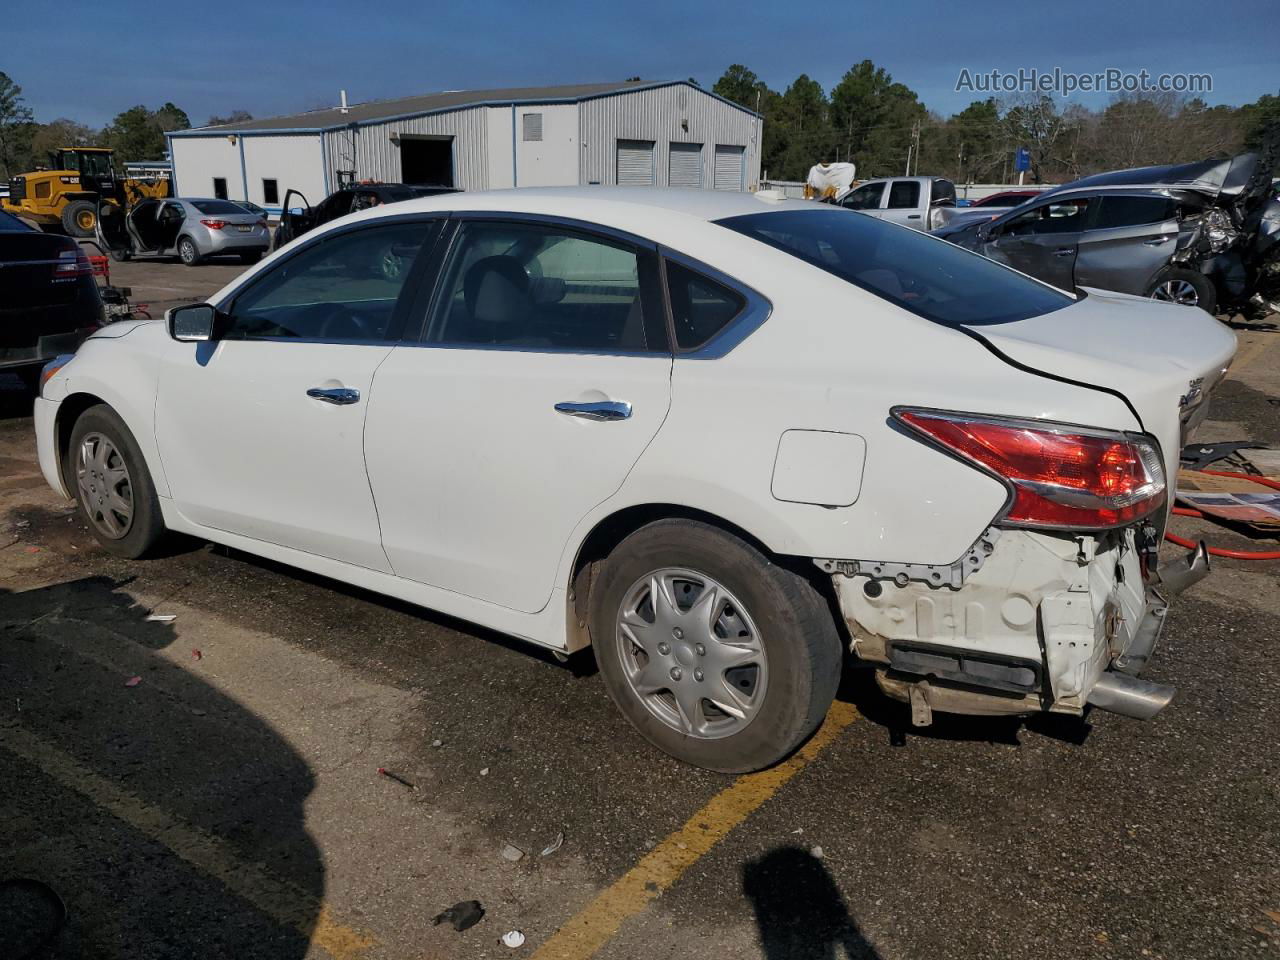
<box><xmin>168</xmin><ymin>303</ymin><xmax>218</xmax><ymax>342</ymax></box>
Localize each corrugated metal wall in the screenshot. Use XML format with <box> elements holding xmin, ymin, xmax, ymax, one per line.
<box><xmin>321</xmin><ymin>106</ymin><xmax>491</xmax><ymax>191</ymax></box>
<box><xmin>578</xmin><ymin>86</ymin><xmax>761</xmax><ymax>189</ymax></box>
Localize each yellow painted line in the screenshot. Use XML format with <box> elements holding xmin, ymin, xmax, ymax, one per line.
<box><xmin>0</xmin><ymin>723</ymin><xmax>376</xmax><ymax>960</ymax></box>
<box><xmin>531</xmin><ymin>700</ymin><xmax>859</xmax><ymax>960</ymax></box>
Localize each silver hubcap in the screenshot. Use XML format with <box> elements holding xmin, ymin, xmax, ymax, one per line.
<box><xmin>1151</xmin><ymin>279</ymin><xmax>1200</xmax><ymax>305</ymax></box>
<box><xmin>616</xmin><ymin>568</ymin><xmax>768</xmax><ymax>739</ymax></box>
<box><xmin>76</xmin><ymin>432</ymin><xmax>133</xmax><ymax>539</ymax></box>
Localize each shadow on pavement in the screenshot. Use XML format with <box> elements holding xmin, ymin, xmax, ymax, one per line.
<box><xmin>743</xmin><ymin>845</ymin><xmax>881</xmax><ymax>959</ymax></box>
<box><xmin>0</xmin><ymin>577</ymin><xmax>323</xmax><ymax>959</ymax></box>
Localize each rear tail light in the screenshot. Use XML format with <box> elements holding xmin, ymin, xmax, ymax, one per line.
<box><xmin>200</xmin><ymin>219</ymin><xmax>227</xmax><ymax>229</ymax></box>
<box><xmin>55</xmin><ymin>248</ymin><xmax>93</xmax><ymax>276</ymax></box>
<box><xmin>894</xmin><ymin>408</ymin><xmax>1166</xmax><ymax>530</ymax></box>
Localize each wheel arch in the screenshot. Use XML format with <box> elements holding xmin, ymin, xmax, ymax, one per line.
<box><xmin>564</xmin><ymin>502</ymin><xmax>839</xmax><ymax>652</ymax></box>
<box><xmin>54</xmin><ymin>392</ymin><xmax>109</xmax><ymax>495</ymax></box>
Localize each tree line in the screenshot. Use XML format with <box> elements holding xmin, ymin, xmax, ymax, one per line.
<box><xmin>713</xmin><ymin>63</ymin><xmax>1279</xmax><ymax>184</ymax></box>
<box><xmin>0</xmin><ymin>71</ymin><xmax>253</xmax><ymax>178</ymax></box>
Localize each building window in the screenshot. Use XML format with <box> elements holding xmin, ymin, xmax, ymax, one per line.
<box><xmin>262</xmin><ymin>179</ymin><xmax>279</xmax><ymax>205</ymax></box>
<box><xmin>212</xmin><ymin>177</ymin><xmax>228</xmax><ymax>200</ymax></box>
<box><xmin>522</xmin><ymin>113</ymin><xmax>543</xmax><ymax>142</ymax></box>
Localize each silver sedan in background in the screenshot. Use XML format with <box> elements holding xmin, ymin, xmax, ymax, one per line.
<box><xmin>96</xmin><ymin>197</ymin><xmax>270</xmax><ymax>266</ymax></box>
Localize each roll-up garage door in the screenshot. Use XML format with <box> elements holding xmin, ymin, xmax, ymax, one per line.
<box><xmin>713</xmin><ymin>145</ymin><xmax>745</xmax><ymax>191</ymax></box>
<box><xmin>668</xmin><ymin>143</ymin><xmax>703</xmax><ymax>188</ymax></box>
<box><xmin>617</xmin><ymin>140</ymin><xmax>656</xmax><ymax>186</ymax></box>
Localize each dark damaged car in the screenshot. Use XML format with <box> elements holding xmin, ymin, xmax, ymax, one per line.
<box><xmin>933</xmin><ymin>152</ymin><xmax>1280</xmax><ymax>318</ymax></box>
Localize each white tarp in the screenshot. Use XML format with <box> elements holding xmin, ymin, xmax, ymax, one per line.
<box><xmin>806</xmin><ymin>163</ymin><xmax>857</xmax><ymax>199</ymax></box>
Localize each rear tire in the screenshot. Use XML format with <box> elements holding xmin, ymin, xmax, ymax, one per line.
<box><xmin>1147</xmin><ymin>268</ymin><xmax>1217</xmax><ymax>315</ymax></box>
<box><xmin>589</xmin><ymin>519</ymin><xmax>842</xmax><ymax>773</ymax></box>
<box><xmin>178</xmin><ymin>237</ymin><xmax>201</xmax><ymax>266</ymax></box>
<box><xmin>60</xmin><ymin>200</ymin><xmax>97</xmax><ymax>238</ymax></box>
<box><xmin>68</xmin><ymin>405</ymin><xmax>166</xmax><ymax>559</ymax></box>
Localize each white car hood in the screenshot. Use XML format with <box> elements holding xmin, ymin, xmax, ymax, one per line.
<box><xmin>87</xmin><ymin>318</ymin><xmax>161</xmax><ymax>339</ymax></box>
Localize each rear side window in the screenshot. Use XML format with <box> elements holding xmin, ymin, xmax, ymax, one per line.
<box><xmin>429</xmin><ymin>220</ymin><xmax>658</xmax><ymax>352</ymax></box>
<box><xmin>886</xmin><ymin>181</ymin><xmax>921</xmax><ymax>209</ymax></box>
<box><xmin>192</xmin><ymin>199</ymin><xmax>246</xmax><ymax>215</ymax></box>
<box><xmin>665</xmin><ymin>260</ymin><xmax>746</xmax><ymax>350</ymax></box>
<box><xmin>1091</xmin><ymin>195</ymin><xmax>1178</xmax><ymax>230</ymax></box>
<box><xmin>840</xmin><ymin>182</ymin><xmax>884</xmax><ymax>210</ymax></box>
<box><xmin>719</xmin><ymin>208</ymin><xmax>1072</xmax><ymax>327</ymax></box>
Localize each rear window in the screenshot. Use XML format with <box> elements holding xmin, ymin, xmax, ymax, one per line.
<box><xmin>718</xmin><ymin>208</ymin><xmax>1073</xmax><ymax>327</ymax></box>
<box><xmin>0</xmin><ymin>210</ymin><xmax>32</xmax><ymax>232</ymax></box>
<box><xmin>191</xmin><ymin>199</ymin><xmax>247</xmax><ymax>215</ymax></box>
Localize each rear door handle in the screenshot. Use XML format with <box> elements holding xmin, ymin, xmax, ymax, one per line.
<box><xmin>306</xmin><ymin>387</ymin><xmax>360</xmax><ymax>405</ymax></box>
<box><xmin>1053</xmin><ymin>247</ymin><xmax>1074</xmax><ymax>257</ymax></box>
<box><xmin>554</xmin><ymin>400</ymin><xmax>631</xmax><ymax>421</ymax></box>
<box><xmin>1144</xmin><ymin>236</ymin><xmax>1171</xmax><ymax>245</ymax></box>
<box><xmin>907</xmin><ymin>214</ymin><xmax>921</xmax><ymax>219</ymax></box>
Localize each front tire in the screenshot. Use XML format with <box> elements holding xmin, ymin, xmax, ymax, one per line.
<box><xmin>1147</xmin><ymin>267</ymin><xmax>1217</xmax><ymax>315</ymax></box>
<box><xmin>590</xmin><ymin>520</ymin><xmax>842</xmax><ymax>773</ymax></box>
<box><xmin>178</xmin><ymin>237</ymin><xmax>201</xmax><ymax>266</ymax></box>
<box><xmin>68</xmin><ymin>405</ymin><xmax>166</xmax><ymax>558</ymax></box>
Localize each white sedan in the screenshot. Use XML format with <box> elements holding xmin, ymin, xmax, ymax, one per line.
<box><xmin>34</xmin><ymin>187</ymin><xmax>1235</xmax><ymax>771</ymax></box>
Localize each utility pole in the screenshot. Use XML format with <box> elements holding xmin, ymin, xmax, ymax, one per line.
<box><xmin>904</xmin><ymin>119</ymin><xmax>921</xmax><ymax>176</ymax></box>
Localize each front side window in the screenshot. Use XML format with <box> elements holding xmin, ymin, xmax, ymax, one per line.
<box><xmin>886</xmin><ymin>181</ymin><xmax>921</xmax><ymax>209</ymax></box>
<box><xmin>840</xmin><ymin>182</ymin><xmax>884</xmax><ymax>210</ymax></box>
<box><xmin>226</xmin><ymin>220</ymin><xmax>435</xmax><ymax>341</ymax></box>
<box><xmin>429</xmin><ymin>221</ymin><xmax>656</xmax><ymax>352</ymax></box>
<box><xmin>1091</xmin><ymin>195</ymin><xmax>1178</xmax><ymax>230</ymax></box>
<box><xmin>719</xmin><ymin>208</ymin><xmax>1072</xmax><ymax>327</ymax></box>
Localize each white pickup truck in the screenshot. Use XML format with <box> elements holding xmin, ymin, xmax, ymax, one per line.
<box><xmin>835</xmin><ymin>176</ymin><xmax>963</xmax><ymax>231</ymax></box>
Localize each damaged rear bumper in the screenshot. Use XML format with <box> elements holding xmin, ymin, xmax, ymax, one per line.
<box><xmin>823</xmin><ymin>527</ymin><xmax>1209</xmax><ymax>726</ymax></box>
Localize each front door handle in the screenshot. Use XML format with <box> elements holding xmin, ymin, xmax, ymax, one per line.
<box><xmin>1144</xmin><ymin>236</ymin><xmax>1171</xmax><ymax>245</ymax></box>
<box><xmin>554</xmin><ymin>400</ymin><xmax>632</xmax><ymax>421</ymax></box>
<box><xmin>1053</xmin><ymin>247</ymin><xmax>1074</xmax><ymax>257</ymax></box>
<box><xmin>307</xmin><ymin>386</ymin><xmax>361</xmax><ymax>405</ymax></box>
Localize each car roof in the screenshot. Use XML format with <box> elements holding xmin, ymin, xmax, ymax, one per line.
<box><xmin>338</xmin><ymin>186</ymin><xmax>815</xmax><ymax>230</ymax></box>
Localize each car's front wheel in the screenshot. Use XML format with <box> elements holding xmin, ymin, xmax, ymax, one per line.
<box><xmin>1147</xmin><ymin>268</ymin><xmax>1217</xmax><ymax>315</ymax></box>
<box><xmin>68</xmin><ymin>405</ymin><xmax>167</xmax><ymax>558</ymax></box>
<box><xmin>178</xmin><ymin>237</ymin><xmax>201</xmax><ymax>266</ymax></box>
<box><xmin>590</xmin><ymin>520</ymin><xmax>842</xmax><ymax>772</ymax></box>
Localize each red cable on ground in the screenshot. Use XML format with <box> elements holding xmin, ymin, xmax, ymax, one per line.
<box><xmin>1167</xmin><ymin>467</ymin><xmax>1280</xmax><ymax>558</ymax></box>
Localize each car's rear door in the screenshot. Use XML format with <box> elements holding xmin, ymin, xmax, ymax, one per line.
<box><xmin>982</xmin><ymin>196</ymin><xmax>1092</xmax><ymax>292</ymax></box>
<box><xmin>364</xmin><ymin>216</ymin><xmax>673</xmax><ymax>614</ymax></box>
<box><xmin>879</xmin><ymin>180</ymin><xmax>923</xmax><ymax>228</ymax></box>
<box><xmin>155</xmin><ymin>217</ymin><xmax>442</xmax><ymax>571</ymax></box>
<box><xmin>1074</xmin><ymin>194</ymin><xmax>1180</xmax><ymax>295</ymax></box>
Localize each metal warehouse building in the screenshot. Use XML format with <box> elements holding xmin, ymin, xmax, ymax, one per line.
<box><xmin>167</xmin><ymin>80</ymin><xmax>763</xmax><ymax>215</ymax></box>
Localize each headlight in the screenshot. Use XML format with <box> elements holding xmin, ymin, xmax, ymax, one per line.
<box><xmin>39</xmin><ymin>354</ymin><xmax>75</xmax><ymax>398</ymax></box>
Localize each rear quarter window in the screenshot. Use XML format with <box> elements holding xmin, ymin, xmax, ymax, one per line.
<box><xmin>719</xmin><ymin>208</ymin><xmax>1073</xmax><ymax>327</ymax></box>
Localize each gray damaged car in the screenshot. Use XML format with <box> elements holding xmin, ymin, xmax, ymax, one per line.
<box><xmin>933</xmin><ymin>151</ymin><xmax>1280</xmax><ymax>318</ymax></box>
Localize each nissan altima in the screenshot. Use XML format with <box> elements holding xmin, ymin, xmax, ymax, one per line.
<box><xmin>34</xmin><ymin>188</ymin><xmax>1235</xmax><ymax>771</ymax></box>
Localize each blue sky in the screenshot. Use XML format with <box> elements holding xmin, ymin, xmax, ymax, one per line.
<box><xmin>9</xmin><ymin>0</ymin><xmax>1277</xmax><ymax>128</ymax></box>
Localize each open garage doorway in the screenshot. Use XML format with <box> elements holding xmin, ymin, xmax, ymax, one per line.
<box><xmin>399</xmin><ymin>136</ymin><xmax>454</xmax><ymax>187</ymax></box>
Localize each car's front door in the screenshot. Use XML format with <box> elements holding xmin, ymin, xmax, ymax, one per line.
<box><xmin>155</xmin><ymin>217</ymin><xmax>441</xmax><ymax>571</ymax></box>
<box><xmin>364</xmin><ymin>217</ymin><xmax>674</xmax><ymax>614</ymax></box>
<box><xmin>1074</xmin><ymin>194</ymin><xmax>1180</xmax><ymax>295</ymax></box>
<box><xmin>839</xmin><ymin>181</ymin><xmax>886</xmax><ymax>215</ymax></box>
<box><xmin>981</xmin><ymin>196</ymin><xmax>1092</xmax><ymax>292</ymax></box>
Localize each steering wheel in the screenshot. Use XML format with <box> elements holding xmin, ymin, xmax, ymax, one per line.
<box><xmin>315</xmin><ymin>303</ymin><xmax>369</xmax><ymax>340</ymax></box>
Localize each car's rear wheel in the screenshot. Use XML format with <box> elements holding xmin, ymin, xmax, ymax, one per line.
<box><xmin>178</xmin><ymin>237</ymin><xmax>201</xmax><ymax>266</ymax></box>
<box><xmin>1147</xmin><ymin>268</ymin><xmax>1217</xmax><ymax>315</ymax></box>
<box><xmin>60</xmin><ymin>200</ymin><xmax>97</xmax><ymax>238</ymax></box>
<box><xmin>590</xmin><ymin>520</ymin><xmax>842</xmax><ymax>773</ymax></box>
<box><xmin>68</xmin><ymin>405</ymin><xmax>166</xmax><ymax>558</ymax></box>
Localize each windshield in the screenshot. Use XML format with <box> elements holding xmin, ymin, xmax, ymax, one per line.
<box><xmin>718</xmin><ymin>208</ymin><xmax>1073</xmax><ymax>326</ymax></box>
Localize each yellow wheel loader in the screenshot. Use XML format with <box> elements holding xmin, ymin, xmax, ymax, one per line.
<box><xmin>1</xmin><ymin>147</ymin><xmax>170</xmax><ymax>238</ymax></box>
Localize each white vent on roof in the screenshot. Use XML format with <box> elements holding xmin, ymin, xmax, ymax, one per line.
<box><xmin>522</xmin><ymin>113</ymin><xmax>543</xmax><ymax>142</ymax></box>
